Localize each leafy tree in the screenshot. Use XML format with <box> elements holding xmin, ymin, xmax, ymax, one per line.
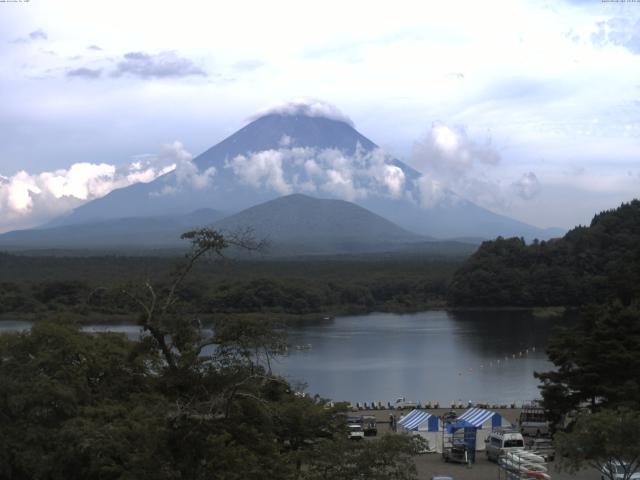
<box><xmin>0</xmin><ymin>228</ymin><xmax>427</xmax><ymax>479</ymax></box>
<box><xmin>0</xmin><ymin>321</ymin><xmax>161</xmax><ymax>480</ymax></box>
<box><xmin>303</xmin><ymin>434</ymin><xmax>424</xmax><ymax>480</ymax></box>
<box><xmin>535</xmin><ymin>302</ymin><xmax>640</xmax><ymax>427</ymax></box>
<box><xmin>555</xmin><ymin>408</ymin><xmax>640</xmax><ymax>480</ymax></box>
<box><xmin>449</xmin><ymin>200</ymin><xmax>640</xmax><ymax>307</ymax></box>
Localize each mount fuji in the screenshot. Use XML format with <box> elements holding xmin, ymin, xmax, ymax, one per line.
<box><xmin>1</xmin><ymin>100</ymin><xmax>562</xmax><ymax>250</ymax></box>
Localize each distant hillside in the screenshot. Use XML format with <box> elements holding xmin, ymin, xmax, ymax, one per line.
<box><xmin>0</xmin><ymin>209</ymin><xmax>224</xmax><ymax>250</ymax></box>
<box><xmin>448</xmin><ymin>200</ymin><xmax>640</xmax><ymax>306</ymax></box>
<box><xmin>212</xmin><ymin>193</ymin><xmax>424</xmax><ymax>254</ymax></box>
<box><xmin>0</xmin><ymin>194</ymin><xmax>431</xmax><ymax>255</ymax></box>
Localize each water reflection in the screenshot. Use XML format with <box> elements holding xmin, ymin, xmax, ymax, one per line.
<box><xmin>276</xmin><ymin>310</ymin><xmax>567</xmax><ymax>405</ymax></box>
<box><xmin>0</xmin><ymin>310</ymin><xmax>567</xmax><ymax>405</ymax></box>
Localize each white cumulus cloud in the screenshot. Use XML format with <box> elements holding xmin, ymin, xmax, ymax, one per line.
<box><xmin>0</xmin><ymin>141</ymin><xmax>202</xmax><ymax>232</ymax></box>
<box><xmin>248</xmin><ymin>98</ymin><xmax>354</xmax><ymax>126</ymax></box>
<box><xmin>227</xmin><ymin>150</ymin><xmax>291</xmax><ymax>195</ymax></box>
<box><xmin>226</xmin><ymin>145</ymin><xmax>409</xmax><ymax>201</ymax></box>
<box><xmin>412</xmin><ymin>122</ymin><xmax>529</xmax><ymax>211</ymax></box>
<box><xmin>414</xmin><ymin>122</ymin><xmax>500</xmax><ymax>178</ymax></box>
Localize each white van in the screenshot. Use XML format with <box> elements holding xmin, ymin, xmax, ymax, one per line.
<box><xmin>485</xmin><ymin>427</ymin><xmax>525</xmax><ymax>462</ymax></box>
<box><xmin>347</xmin><ymin>424</ymin><xmax>365</xmax><ymax>440</ymax></box>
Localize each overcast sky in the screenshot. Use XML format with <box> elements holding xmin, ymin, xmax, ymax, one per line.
<box><xmin>0</xmin><ymin>0</ymin><xmax>638</xmax><ymax>231</ymax></box>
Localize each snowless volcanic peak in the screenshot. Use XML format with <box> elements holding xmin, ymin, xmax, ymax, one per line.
<box><xmin>31</xmin><ymin>99</ymin><xmax>563</xmax><ymax>241</ymax></box>
<box><xmin>247</xmin><ymin>98</ymin><xmax>354</xmax><ymax>126</ymax></box>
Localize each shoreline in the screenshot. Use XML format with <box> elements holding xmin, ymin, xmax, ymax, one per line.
<box><xmin>346</xmin><ymin>407</ymin><xmax>522</xmax><ymax>426</ymax></box>
<box><xmin>0</xmin><ymin>304</ymin><xmax>573</xmax><ymax>326</ymax></box>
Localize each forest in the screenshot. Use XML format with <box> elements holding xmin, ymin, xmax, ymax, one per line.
<box><xmin>0</xmin><ymin>250</ymin><xmax>462</xmax><ymax>322</ymax></box>
<box><xmin>450</xmin><ymin>201</ymin><xmax>640</xmax><ymax>478</ymax></box>
<box><xmin>448</xmin><ymin>200</ymin><xmax>640</xmax><ymax>307</ymax></box>
<box><xmin>3</xmin><ymin>201</ymin><xmax>640</xmax><ymax>319</ymax></box>
<box><xmin>0</xmin><ymin>230</ymin><xmax>425</xmax><ymax>479</ymax></box>
<box><xmin>2</xmin><ymin>203</ymin><xmax>640</xmax><ymax>478</ymax></box>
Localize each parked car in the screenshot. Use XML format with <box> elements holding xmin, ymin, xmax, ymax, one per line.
<box><xmin>347</xmin><ymin>424</ymin><xmax>365</xmax><ymax>440</ymax></box>
<box><xmin>599</xmin><ymin>460</ymin><xmax>640</xmax><ymax>480</ymax></box>
<box><xmin>525</xmin><ymin>437</ymin><xmax>555</xmax><ymax>461</ymax></box>
<box><xmin>431</xmin><ymin>477</ymin><xmax>454</xmax><ymax>480</ymax></box>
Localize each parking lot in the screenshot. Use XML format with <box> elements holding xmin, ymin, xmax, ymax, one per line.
<box><xmin>355</xmin><ymin>409</ymin><xmax>601</xmax><ymax>480</ymax></box>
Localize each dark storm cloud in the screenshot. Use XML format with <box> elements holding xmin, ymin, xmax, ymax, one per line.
<box><xmin>67</xmin><ymin>67</ymin><xmax>102</xmax><ymax>79</ymax></box>
<box><xmin>113</xmin><ymin>51</ymin><xmax>206</xmax><ymax>79</ymax></box>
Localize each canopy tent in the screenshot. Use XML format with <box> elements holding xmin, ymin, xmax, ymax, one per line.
<box><xmin>398</xmin><ymin>409</ymin><xmax>442</xmax><ymax>453</ymax></box>
<box><xmin>398</xmin><ymin>409</ymin><xmax>439</xmax><ymax>432</ymax></box>
<box><xmin>446</xmin><ymin>408</ymin><xmax>512</xmax><ymax>451</ymax></box>
<box><xmin>452</xmin><ymin>408</ymin><xmax>506</xmax><ymax>430</ymax></box>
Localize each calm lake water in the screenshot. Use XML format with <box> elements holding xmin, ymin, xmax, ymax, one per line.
<box><xmin>0</xmin><ymin>310</ymin><xmax>563</xmax><ymax>405</ymax></box>
<box><xmin>276</xmin><ymin>310</ymin><xmax>561</xmax><ymax>405</ymax></box>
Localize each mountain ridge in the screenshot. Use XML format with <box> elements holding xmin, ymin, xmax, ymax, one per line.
<box><xmin>15</xmin><ymin>106</ymin><xmax>563</xmax><ymax>241</ymax></box>
<box><xmin>212</xmin><ymin>193</ymin><xmax>424</xmax><ymax>255</ymax></box>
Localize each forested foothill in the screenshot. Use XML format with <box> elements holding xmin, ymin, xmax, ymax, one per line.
<box><xmin>449</xmin><ymin>200</ymin><xmax>640</xmax><ymax>307</ymax></box>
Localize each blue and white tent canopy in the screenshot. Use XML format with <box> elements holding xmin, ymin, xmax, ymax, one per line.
<box><xmin>453</xmin><ymin>408</ymin><xmax>505</xmax><ymax>430</ymax></box>
<box><xmin>397</xmin><ymin>409</ymin><xmax>439</xmax><ymax>432</ymax></box>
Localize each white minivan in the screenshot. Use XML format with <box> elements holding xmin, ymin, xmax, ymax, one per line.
<box><xmin>347</xmin><ymin>424</ymin><xmax>365</xmax><ymax>440</ymax></box>
<box><xmin>485</xmin><ymin>427</ymin><xmax>525</xmax><ymax>462</ymax></box>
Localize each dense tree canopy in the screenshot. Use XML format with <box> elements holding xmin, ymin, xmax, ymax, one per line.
<box><xmin>449</xmin><ymin>200</ymin><xmax>640</xmax><ymax>307</ymax></box>
<box><xmin>555</xmin><ymin>408</ymin><xmax>640</xmax><ymax>480</ymax></box>
<box><xmin>0</xmin><ymin>320</ymin><xmax>426</xmax><ymax>479</ymax></box>
<box><xmin>0</xmin><ymin>252</ymin><xmax>457</xmax><ymax>319</ymax></box>
<box><xmin>0</xmin><ymin>228</ymin><xmax>424</xmax><ymax>479</ymax></box>
<box><xmin>534</xmin><ymin>302</ymin><xmax>640</xmax><ymax>427</ymax></box>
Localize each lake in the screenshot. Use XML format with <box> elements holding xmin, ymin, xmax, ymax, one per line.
<box><xmin>0</xmin><ymin>310</ymin><xmax>562</xmax><ymax>405</ymax></box>
<box><xmin>276</xmin><ymin>310</ymin><xmax>560</xmax><ymax>405</ymax></box>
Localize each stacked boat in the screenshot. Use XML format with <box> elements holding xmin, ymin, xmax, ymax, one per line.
<box><xmin>499</xmin><ymin>450</ymin><xmax>550</xmax><ymax>480</ymax></box>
